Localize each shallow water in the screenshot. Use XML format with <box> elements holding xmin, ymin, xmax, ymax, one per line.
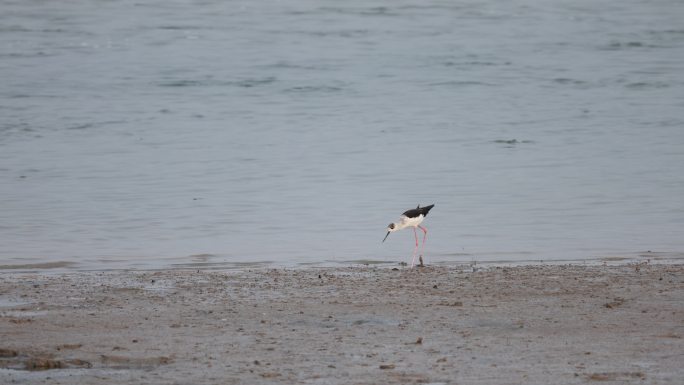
<box><xmin>1</xmin><ymin>0</ymin><xmax>683</xmax><ymax>270</ymax></box>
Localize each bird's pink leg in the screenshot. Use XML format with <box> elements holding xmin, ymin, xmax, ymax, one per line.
<box><xmin>410</xmin><ymin>227</ymin><xmax>419</xmax><ymax>268</ymax></box>
<box><xmin>418</xmin><ymin>225</ymin><xmax>428</xmax><ymax>264</ymax></box>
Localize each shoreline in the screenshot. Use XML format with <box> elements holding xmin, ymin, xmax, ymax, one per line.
<box><xmin>1</xmin><ymin>250</ymin><xmax>682</xmax><ymax>274</ymax></box>
<box><xmin>1</xmin><ymin>263</ymin><xmax>683</xmax><ymax>384</ymax></box>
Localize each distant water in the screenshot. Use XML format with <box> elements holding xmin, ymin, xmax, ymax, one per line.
<box><xmin>2</xmin><ymin>0</ymin><xmax>684</xmax><ymax>271</ymax></box>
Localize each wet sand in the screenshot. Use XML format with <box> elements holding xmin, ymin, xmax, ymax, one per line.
<box><xmin>1</xmin><ymin>262</ymin><xmax>682</xmax><ymax>384</ymax></box>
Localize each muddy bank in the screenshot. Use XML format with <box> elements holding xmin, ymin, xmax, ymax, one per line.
<box><xmin>1</xmin><ymin>263</ymin><xmax>682</xmax><ymax>384</ymax></box>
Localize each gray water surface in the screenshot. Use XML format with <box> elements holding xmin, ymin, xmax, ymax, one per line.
<box><xmin>2</xmin><ymin>0</ymin><xmax>684</xmax><ymax>270</ymax></box>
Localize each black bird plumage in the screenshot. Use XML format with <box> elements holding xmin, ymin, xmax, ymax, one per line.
<box><xmin>401</xmin><ymin>204</ymin><xmax>435</xmax><ymax>219</ymax></box>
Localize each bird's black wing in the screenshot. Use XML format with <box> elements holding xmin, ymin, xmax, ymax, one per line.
<box><xmin>402</xmin><ymin>204</ymin><xmax>435</xmax><ymax>218</ymax></box>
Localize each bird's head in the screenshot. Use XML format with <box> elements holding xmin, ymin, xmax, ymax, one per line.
<box><xmin>382</xmin><ymin>223</ymin><xmax>397</xmax><ymax>242</ymax></box>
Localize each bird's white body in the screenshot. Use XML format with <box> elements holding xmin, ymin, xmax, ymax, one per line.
<box><xmin>389</xmin><ymin>214</ymin><xmax>425</xmax><ymax>232</ymax></box>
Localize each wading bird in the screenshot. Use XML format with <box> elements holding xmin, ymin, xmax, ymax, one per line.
<box><xmin>382</xmin><ymin>204</ymin><xmax>434</xmax><ymax>268</ymax></box>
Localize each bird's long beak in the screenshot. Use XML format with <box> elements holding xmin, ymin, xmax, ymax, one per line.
<box><xmin>382</xmin><ymin>231</ymin><xmax>390</xmax><ymax>243</ymax></box>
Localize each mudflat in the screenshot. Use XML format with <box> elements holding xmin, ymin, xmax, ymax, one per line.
<box><xmin>1</xmin><ymin>263</ymin><xmax>682</xmax><ymax>384</ymax></box>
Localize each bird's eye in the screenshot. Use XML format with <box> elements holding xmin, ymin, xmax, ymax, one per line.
<box><xmin>388</xmin><ymin>223</ymin><xmax>395</xmax><ymax>229</ymax></box>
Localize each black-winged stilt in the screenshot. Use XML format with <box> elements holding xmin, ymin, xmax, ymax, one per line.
<box><xmin>382</xmin><ymin>204</ymin><xmax>435</xmax><ymax>268</ymax></box>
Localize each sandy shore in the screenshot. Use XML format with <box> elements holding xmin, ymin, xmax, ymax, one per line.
<box><xmin>1</xmin><ymin>262</ymin><xmax>682</xmax><ymax>384</ymax></box>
